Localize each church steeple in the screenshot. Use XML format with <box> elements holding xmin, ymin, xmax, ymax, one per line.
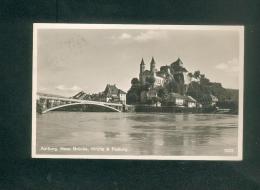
<box><xmin>140</xmin><ymin>58</ymin><xmax>145</xmax><ymax>73</ymax></box>
<box><xmin>150</xmin><ymin>57</ymin><xmax>156</xmax><ymax>73</ymax></box>
<box><xmin>139</xmin><ymin>58</ymin><xmax>145</xmax><ymax>84</ymax></box>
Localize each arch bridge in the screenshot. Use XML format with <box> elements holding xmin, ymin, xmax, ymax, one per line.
<box><xmin>36</xmin><ymin>94</ymin><xmax>126</xmax><ymax>114</ymax></box>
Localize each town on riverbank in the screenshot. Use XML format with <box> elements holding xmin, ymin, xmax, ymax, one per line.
<box><xmin>37</xmin><ymin>57</ymin><xmax>238</xmax><ymax>114</ymax></box>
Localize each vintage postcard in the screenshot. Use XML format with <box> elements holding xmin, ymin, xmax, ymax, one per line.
<box><xmin>32</xmin><ymin>24</ymin><xmax>244</xmax><ymax>160</ymax></box>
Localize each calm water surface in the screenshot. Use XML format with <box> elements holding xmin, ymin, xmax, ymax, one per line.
<box><xmin>36</xmin><ymin>112</ymin><xmax>238</xmax><ymax>156</ymax></box>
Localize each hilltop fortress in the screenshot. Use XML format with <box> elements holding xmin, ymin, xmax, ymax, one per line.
<box><xmin>139</xmin><ymin>57</ymin><xmax>196</xmax><ymax>94</ymax></box>
<box><xmin>127</xmin><ymin>57</ymin><xmax>223</xmax><ymax>108</ymax></box>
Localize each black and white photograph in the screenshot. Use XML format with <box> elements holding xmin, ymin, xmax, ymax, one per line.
<box><xmin>32</xmin><ymin>24</ymin><xmax>244</xmax><ymax>160</ymax></box>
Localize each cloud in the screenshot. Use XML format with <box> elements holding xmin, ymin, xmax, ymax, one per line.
<box><xmin>118</xmin><ymin>33</ymin><xmax>132</xmax><ymax>40</ymax></box>
<box><xmin>38</xmin><ymin>87</ymin><xmax>48</xmax><ymax>91</ymax></box>
<box><xmin>134</xmin><ymin>30</ymin><xmax>167</xmax><ymax>42</ymax></box>
<box><xmin>112</xmin><ymin>30</ymin><xmax>168</xmax><ymax>42</ymax></box>
<box><xmin>215</xmin><ymin>58</ymin><xmax>239</xmax><ymax>73</ymax></box>
<box><xmin>215</xmin><ymin>63</ymin><xmax>228</xmax><ymax>70</ymax></box>
<box><xmin>55</xmin><ymin>85</ymin><xmax>82</xmax><ymax>91</ymax></box>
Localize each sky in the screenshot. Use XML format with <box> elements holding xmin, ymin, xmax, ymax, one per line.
<box><xmin>37</xmin><ymin>27</ymin><xmax>241</xmax><ymax>97</ymax></box>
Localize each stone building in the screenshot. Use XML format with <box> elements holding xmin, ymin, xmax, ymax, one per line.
<box><xmin>139</xmin><ymin>57</ymin><xmax>189</xmax><ymax>94</ymax></box>
<box><xmin>103</xmin><ymin>84</ymin><xmax>126</xmax><ymax>104</ymax></box>
<box><xmin>139</xmin><ymin>57</ymin><xmax>165</xmax><ymax>87</ymax></box>
<box><xmin>166</xmin><ymin>93</ymin><xmax>186</xmax><ymax>107</ymax></box>
<box><xmin>185</xmin><ymin>96</ymin><xmax>197</xmax><ymax>108</ymax></box>
<box><xmin>72</xmin><ymin>85</ymin><xmax>126</xmax><ymax>104</ymax></box>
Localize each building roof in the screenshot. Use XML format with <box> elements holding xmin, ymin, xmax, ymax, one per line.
<box><xmin>210</xmin><ymin>94</ymin><xmax>218</xmax><ymax>101</ymax></box>
<box><xmin>171</xmin><ymin>58</ymin><xmax>183</xmax><ymax>66</ymax></box>
<box><xmin>140</xmin><ymin>58</ymin><xmax>145</xmax><ymax>65</ymax></box>
<box><xmin>186</xmin><ymin>96</ymin><xmax>197</xmax><ymax>102</ymax></box>
<box><xmin>171</xmin><ymin>58</ymin><xmax>188</xmax><ymax>72</ymax></box>
<box><xmin>72</xmin><ymin>91</ymin><xmax>93</xmax><ymax>100</ymax></box>
<box><xmin>103</xmin><ymin>84</ymin><xmax>126</xmax><ymax>96</ymax></box>
<box><xmin>104</xmin><ymin>84</ymin><xmax>119</xmax><ymax>95</ymax></box>
<box><xmin>168</xmin><ymin>92</ymin><xmax>186</xmax><ymax>99</ymax></box>
<box><xmin>150</xmin><ymin>57</ymin><xmax>156</xmax><ymax>65</ymax></box>
<box><xmin>118</xmin><ymin>89</ymin><xmax>126</xmax><ymax>94</ymax></box>
<box><xmin>72</xmin><ymin>91</ymin><xmax>86</xmax><ymax>99</ymax></box>
<box><xmin>167</xmin><ymin>93</ymin><xmax>197</xmax><ymax>102</ymax></box>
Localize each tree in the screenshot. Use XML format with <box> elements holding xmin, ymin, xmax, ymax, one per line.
<box><xmin>126</xmin><ymin>92</ymin><xmax>140</xmax><ymax>104</ymax></box>
<box><xmin>151</xmin><ymin>96</ymin><xmax>161</xmax><ymax>104</ymax></box>
<box><xmin>165</xmin><ymin>79</ymin><xmax>178</xmax><ymax>93</ymax></box>
<box><xmin>160</xmin><ymin>65</ymin><xmax>170</xmax><ymax>74</ymax></box>
<box><xmin>141</xmin><ymin>83</ymin><xmax>150</xmax><ymax>91</ymax></box>
<box><xmin>131</xmin><ymin>78</ymin><xmax>140</xmax><ymax>86</ymax></box>
<box><xmin>194</xmin><ymin>70</ymin><xmax>201</xmax><ymax>79</ymax></box>
<box><xmin>145</xmin><ymin>76</ymin><xmax>155</xmax><ymax>87</ymax></box>
<box><xmin>200</xmin><ymin>75</ymin><xmax>210</xmax><ymax>85</ymax></box>
<box><xmin>187</xmin><ymin>72</ymin><xmax>193</xmax><ymax>78</ymax></box>
<box><xmin>186</xmin><ymin>81</ymin><xmax>205</xmax><ymax>103</ymax></box>
<box><xmin>127</xmin><ymin>78</ymin><xmax>142</xmax><ymax>104</ymax></box>
<box><xmin>157</xmin><ymin>87</ymin><xmax>168</xmax><ymax>102</ymax></box>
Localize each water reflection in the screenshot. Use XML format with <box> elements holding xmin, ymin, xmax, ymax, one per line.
<box><xmin>36</xmin><ymin>112</ymin><xmax>238</xmax><ymax>156</ymax></box>
<box><xmin>129</xmin><ymin>132</ymin><xmax>148</xmax><ymax>141</ymax></box>
<box><xmin>104</xmin><ymin>131</ymin><xmax>120</xmax><ymax>138</ymax></box>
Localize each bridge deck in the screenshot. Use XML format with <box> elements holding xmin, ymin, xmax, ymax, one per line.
<box><xmin>38</xmin><ymin>95</ymin><xmax>126</xmax><ymax>106</ymax></box>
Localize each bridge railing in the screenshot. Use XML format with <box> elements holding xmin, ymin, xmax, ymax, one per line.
<box><xmin>37</xmin><ymin>95</ymin><xmax>124</xmax><ymax>106</ymax></box>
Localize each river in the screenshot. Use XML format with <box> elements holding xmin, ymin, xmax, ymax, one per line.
<box><xmin>36</xmin><ymin>112</ymin><xmax>238</xmax><ymax>156</ymax></box>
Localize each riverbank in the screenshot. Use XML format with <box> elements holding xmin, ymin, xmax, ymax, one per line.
<box><xmin>130</xmin><ymin>105</ymin><xmax>237</xmax><ymax>114</ymax></box>
<box><xmin>36</xmin><ymin>102</ymin><xmax>237</xmax><ymax>114</ymax></box>
<box><xmin>134</xmin><ymin>105</ymin><xmax>201</xmax><ymax>113</ymax></box>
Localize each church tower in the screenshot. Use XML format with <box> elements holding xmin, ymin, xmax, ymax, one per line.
<box><xmin>140</xmin><ymin>58</ymin><xmax>145</xmax><ymax>73</ymax></box>
<box><xmin>139</xmin><ymin>58</ymin><xmax>145</xmax><ymax>83</ymax></box>
<box><xmin>150</xmin><ymin>57</ymin><xmax>156</xmax><ymax>73</ymax></box>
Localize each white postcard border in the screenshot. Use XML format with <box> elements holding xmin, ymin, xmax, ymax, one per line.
<box><xmin>32</xmin><ymin>23</ymin><xmax>244</xmax><ymax>160</ymax></box>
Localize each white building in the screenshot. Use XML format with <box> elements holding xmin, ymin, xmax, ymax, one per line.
<box><xmin>186</xmin><ymin>96</ymin><xmax>197</xmax><ymax>108</ymax></box>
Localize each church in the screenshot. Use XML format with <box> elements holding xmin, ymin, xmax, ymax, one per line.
<box><xmin>139</xmin><ymin>57</ymin><xmax>166</xmax><ymax>87</ymax></box>
<box><xmin>139</xmin><ymin>57</ymin><xmax>189</xmax><ymax>90</ymax></box>
<box><xmin>138</xmin><ymin>57</ymin><xmax>191</xmax><ymax>105</ymax></box>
